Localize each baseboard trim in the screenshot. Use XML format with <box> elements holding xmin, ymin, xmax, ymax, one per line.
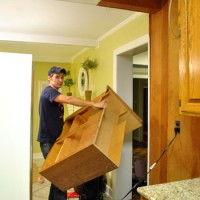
<box><xmin>104</xmin><ymin>184</ymin><xmax>112</xmax><ymax>199</ymax></box>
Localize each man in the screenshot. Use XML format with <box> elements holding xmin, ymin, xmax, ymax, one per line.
<box><xmin>37</xmin><ymin>66</ymin><xmax>107</xmax><ymax>200</ymax></box>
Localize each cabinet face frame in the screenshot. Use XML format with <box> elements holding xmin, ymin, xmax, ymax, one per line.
<box><xmin>179</xmin><ymin>0</ymin><xmax>200</xmax><ymax>116</ymax></box>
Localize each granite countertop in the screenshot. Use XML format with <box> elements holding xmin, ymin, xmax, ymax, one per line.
<box><xmin>137</xmin><ymin>178</ymin><xmax>200</xmax><ymax>200</ymax></box>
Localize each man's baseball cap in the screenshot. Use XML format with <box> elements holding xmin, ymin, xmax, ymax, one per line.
<box><xmin>48</xmin><ymin>66</ymin><xmax>67</xmax><ymax>76</ymax></box>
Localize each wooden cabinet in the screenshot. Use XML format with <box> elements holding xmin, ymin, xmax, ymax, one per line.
<box><xmin>179</xmin><ymin>0</ymin><xmax>200</xmax><ymax>116</ymax></box>
<box><xmin>40</xmin><ymin>86</ymin><xmax>142</xmax><ymax>191</ymax></box>
<box><xmin>97</xmin><ymin>0</ymin><xmax>162</xmax><ymax>13</ymax></box>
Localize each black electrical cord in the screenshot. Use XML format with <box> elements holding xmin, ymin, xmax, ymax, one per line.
<box><xmin>121</xmin><ymin>133</ymin><xmax>178</xmax><ymax>200</ymax></box>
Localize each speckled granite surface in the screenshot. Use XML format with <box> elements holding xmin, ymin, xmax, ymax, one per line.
<box><xmin>137</xmin><ymin>178</ymin><xmax>200</xmax><ymax>200</ymax></box>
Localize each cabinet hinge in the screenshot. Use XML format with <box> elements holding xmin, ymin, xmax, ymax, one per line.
<box><xmin>179</xmin><ymin>99</ymin><xmax>181</xmax><ymax>107</ymax></box>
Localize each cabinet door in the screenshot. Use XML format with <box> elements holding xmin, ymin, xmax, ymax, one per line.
<box><xmin>179</xmin><ymin>0</ymin><xmax>200</xmax><ymax>115</ymax></box>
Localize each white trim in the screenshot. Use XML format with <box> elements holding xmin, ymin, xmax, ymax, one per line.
<box><xmin>113</xmin><ymin>34</ymin><xmax>149</xmax><ymax>91</ymax></box>
<box><xmin>0</xmin><ymin>32</ymin><xmax>98</xmax><ymax>47</ymax></box>
<box><xmin>113</xmin><ymin>34</ymin><xmax>150</xmax><ymax>199</ymax></box>
<box><xmin>133</xmin><ymin>74</ymin><xmax>149</xmax><ymax>79</ymax></box>
<box><xmin>105</xmin><ymin>184</ymin><xmax>112</xmax><ymax>199</ymax></box>
<box><xmin>147</xmin><ymin>38</ymin><xmax>151</xmax><ymax>186</ymax></box>
<box><xmin>114</xmin><ymin>34</ymin><xmax>149</xmax><ymax>56</ymax></box>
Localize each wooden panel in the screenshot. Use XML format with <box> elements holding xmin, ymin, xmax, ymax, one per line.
<box><xmin>150</xmin><ymin>0</ymin><xmax>200</xmax><ymax>185</ymax></box>
<box><xmin>95</xmin><ymin>108</ymin><xmax>119</xmax><ymax>155</ymax></box>
<box><xmin>41</xmin><ymin>145</ymin><xmax>117</xmax><ymax>191</ymax></box>
<box><xmin>149</xmin><ymin>1</ymin><xmax>169</xmax><ymax>184</ymax></box>
<box><xmin>107</xmin><ymin>121</ymin><xmax>126</xmax><ymax>165</ymax></box>
<box><xmin>40</xmin><ymin>86</ymin><xmax>142</xmax><ymax>191</ymax></box>
<box><xmin>98</xmin><ymin>0</ymin><xmax>162</xmax><ymax>14</ymax></box>
<box><xmin>105</xmin><ymin>86</ymin><xmax>142</xmax><ymax>134</ymax></box>
<box><xmin>188</xmin><ymin>1</ymin><xmax>200</xmax><ymax>99</ymax></box>
<box><xmin>179</xmin><ymin>0</ymin><xmax>200</xmax><ymax>115</ymax></box>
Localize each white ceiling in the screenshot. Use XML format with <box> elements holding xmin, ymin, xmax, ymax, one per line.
<box><xmin>0</xmin><ymin>0</ymin><xmax>137</xmax><ymax>62</ymax></box>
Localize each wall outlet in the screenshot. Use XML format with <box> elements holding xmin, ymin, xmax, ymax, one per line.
<box><xmin>175</xmin><ymin>120</ymin><xmax>181</xmax><ymax>134</ymax></box>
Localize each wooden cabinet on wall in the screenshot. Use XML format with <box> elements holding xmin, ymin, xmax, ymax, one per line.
<box><xmin>179</xmin><ymin>0</ymin><xmax>200</xmax><ymax>116</ymax></box>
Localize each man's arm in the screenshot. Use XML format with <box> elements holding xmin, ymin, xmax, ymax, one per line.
<box><xmin>54</xmin><ymin>94</ymin><xmax>107</xmax><ymax>108</ymax></box>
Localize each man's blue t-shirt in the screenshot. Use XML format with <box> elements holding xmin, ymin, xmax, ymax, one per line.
<box><xmin>37</xmin><ymin>86</ymin><xmax>64</xmax><ymax>143</ymax></box>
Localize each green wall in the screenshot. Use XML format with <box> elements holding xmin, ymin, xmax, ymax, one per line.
<box><xmin>32</xmin><ymin>13</ymin><xmax>149</xmax><ymax>155</ymax></box>
<box><xmin>71</xmin><ymin>13</ymin><xmax>149</xmax><ymax>97</ymax></box>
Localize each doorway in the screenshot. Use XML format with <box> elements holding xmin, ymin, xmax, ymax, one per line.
<box><xmin>113</xmin><ymin>34</ymin><xmax>149</xmax><ymax>200</ymax></box>
<box><xmin>133</xmin><ymin>78</ymin><xmax>148</xmax><ymax>143</ymax></box>
<box><xmin>132</xmin><ymin>78</ymin><xmax>148</xmax><ymax>199</ymax></box>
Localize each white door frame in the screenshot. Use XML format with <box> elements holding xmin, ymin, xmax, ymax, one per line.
<box><xmin>112</xmin><ymin>34</ymin><xmax>150</xmax><ymax>200</ymax></box>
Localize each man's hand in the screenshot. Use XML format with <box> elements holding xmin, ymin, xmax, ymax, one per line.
<box><xmin>93</xmin><ymin>99</ymin><xmax>107</xmax><ymax>108</ymax></box>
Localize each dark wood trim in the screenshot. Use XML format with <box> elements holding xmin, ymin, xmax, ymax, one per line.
<box><xmin>149</xmin><ymin>1</ymin><xmax>169</xmax><ymax>184</ymax></box>
<box><xmin>97</xmin><ymin>0</ymin><xmax>162</xmax><ymax>14</ymax></box>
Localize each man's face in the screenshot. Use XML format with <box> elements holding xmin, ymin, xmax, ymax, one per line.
<box><xmin>48</xmin><ymin>73</ymin><xmax>65</xmax><ymax>90</ymax></box>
